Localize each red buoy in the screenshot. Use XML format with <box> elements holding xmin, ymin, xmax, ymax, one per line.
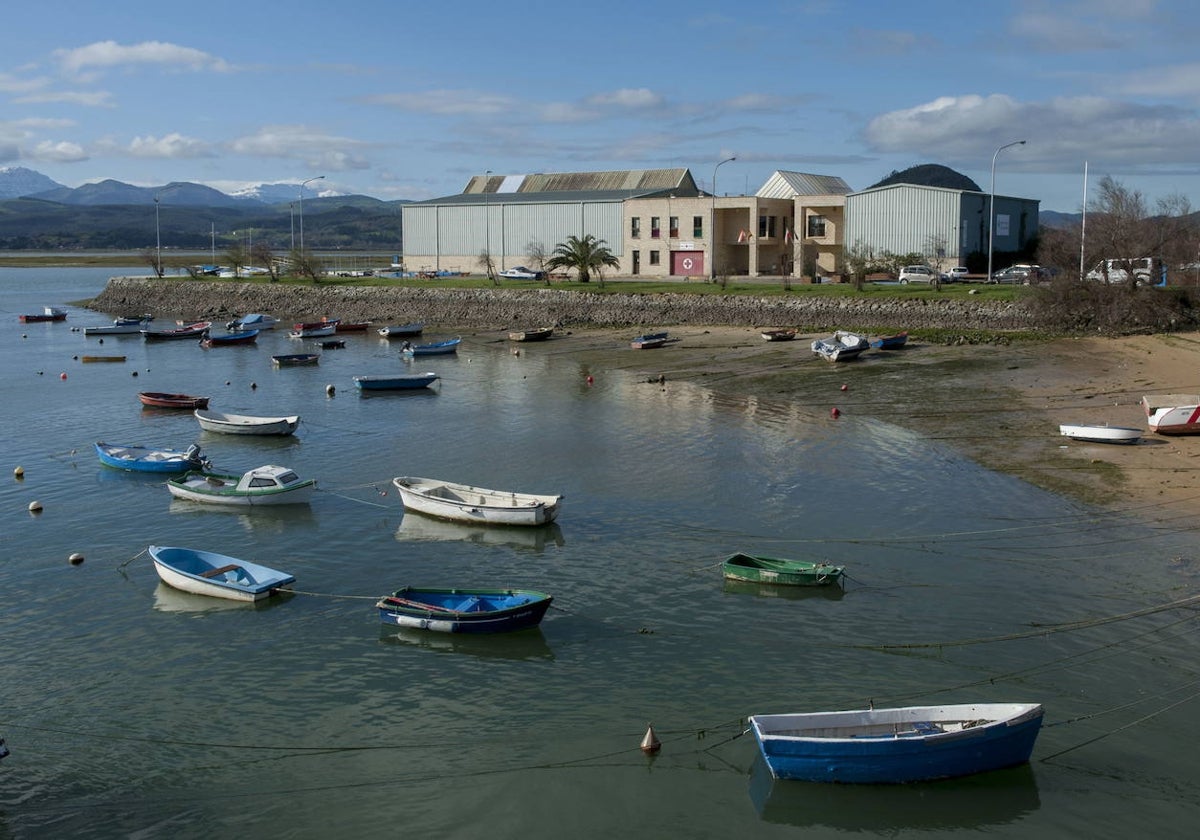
<box><xmin>840</xmin><ymin>383</ymin><xmax>848</xmax><ymax>391</ymax></box>
<box><xmin>831</xmin><ymin>407</ymin><xmax>841</xmax><ymax>418</ymax></box>
<box><xmin>59</xmin><ymin>372</ymin><xmax>67</xmax><ymax>380</ymax></box>
<box><xmin>586</xmin><ymin>375</ymin><xmax>594</xmax><ymax>385</ymax></box>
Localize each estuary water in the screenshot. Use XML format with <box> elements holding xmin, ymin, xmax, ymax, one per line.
<box><xmin>3</xmin><ymin>267</ymin><xmax>1200</xmax><ymax>839</ymax></box>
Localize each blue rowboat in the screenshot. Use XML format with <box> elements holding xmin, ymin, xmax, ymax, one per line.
<box><xmin>870</xmin><ymin>331</ymin><xmax>909</xmax><ymax>350</ymax></box>
<box><xmin>95</xmin><ymin>441</ymin><xmax>206</xmax><ymax>473</ymax></box>
<box><xmin>375</xmin><ymin>587</ymin><xmax>553</xmax><ymax>633</ymax></box>
<box><xmin>402</xmin><ymin>337</ymin><xmax>461</xmax><ymax>356</ymax></box>
<box><xmin>353</xmin><ymin>372</ymin><xmax>440</xmax><ymax>391</ymax></box>
<box><xmin>148</xmin><ymin>544</ymin><xmax>295</xmax><ymax>602</ymax></box>
<box><xmin>272</xmin><ymin>353</ymin><xmax>320</xmax><ymax>366</ymax></box>
<box><xmin>749</xmin><ymin>702</ymin><xmax>1044</xmax><ymax>784</ymax></box>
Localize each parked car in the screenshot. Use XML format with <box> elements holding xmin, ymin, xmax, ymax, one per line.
<box><xmin>898</xmin><ymin>265</ymin><xmax>937</xmax><ymax>284</ymax></box>
<box><xmin>498</xmin><ymin>266</ymin><xmax>547</xmax><ymax>281</ymax></box>
<box><xmin>943</xmin><ymin>266</ymin><xmax>970</xmax><ymax>282</ymax></box>
<box><xmin>989</xmin><ymin>264</ymin><xmax>1041</xmax><ymax>284</ymax></box>
<box><xmin>1085</xmin><ymin>258</ymin><xmax>1164</xmax><ymax>286</ymax></box>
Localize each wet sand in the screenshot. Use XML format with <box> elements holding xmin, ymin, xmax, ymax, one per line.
<box><xmin>533</xmin><ymin>326</ymin><xmax>1200</xmax><ymax>510</ymax></box>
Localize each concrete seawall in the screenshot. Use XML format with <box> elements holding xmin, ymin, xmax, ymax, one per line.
<box><xmin>90</xmin><ymin>277</ymin><xmax>1036</xmax><ymax>331</ymax></box>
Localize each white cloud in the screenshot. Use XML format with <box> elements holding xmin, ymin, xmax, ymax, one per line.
<box><xmin>227</xmin><ymin>125</ymin><xmax>371</xmax><ymax>171</ymax></box>
<box><xmin>585</xmin><ymin>88</ymin><xmax>664</xmax><ymax>109</ymax></box>
<box><xmin>122</xmin><ymin>133</ymin><xmax>214</xmax><ymax>159</ymax></box>
<box><xmin>14</xmin><ymin>90</ymin><xmax>114</xmax><ymax>107</ymax></box>
<box><xmin>362</xmin><ymin>90</ymin><xmax>516</xmax><ymax>116</ymax></box>
<box><xmin>31</xmin><ymin>140</ymin><xmax>87</xmax><ymax>162</ymax></box>
<box><xmin>54</xmin><ymin>40</ymin><xmax>232</xmax><ymax>77</ymax></box>
<box><xmin>1008</xmin><ymin>0</ymin><xmax>1162</xmax><ymax>52</ymax></box>
<box><xmin>0</xmin><ymin>73</ymin><xmax>50</xmax><ymax>95</ymax></box>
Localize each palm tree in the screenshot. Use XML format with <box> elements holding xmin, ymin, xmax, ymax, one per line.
<box><xmin>546</xmin><ymin>234</ymin><xmax>620</xmax><ymax>283</ymax></box>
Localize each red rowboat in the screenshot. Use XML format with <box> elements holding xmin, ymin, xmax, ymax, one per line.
<box><xmin>138</xmin><ymin>392</ymin><xmax>210</xmax><ymax>409</ymax></box>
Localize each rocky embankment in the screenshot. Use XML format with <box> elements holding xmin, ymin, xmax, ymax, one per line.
<box><xmin>90</xmin><ymin>277</ymin><xmax>1035</xmax><ymax>331</ymax></box>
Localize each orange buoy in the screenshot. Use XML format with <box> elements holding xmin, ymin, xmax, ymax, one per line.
<box><xmin>831</xmin><ymin>407</ymin><xmax>841</xmax><ymax>418</ymax></box>
<box><xmin>640</xmin><ymin>724</ymin><xmax>662</xmax><ymax>755</ymax></box>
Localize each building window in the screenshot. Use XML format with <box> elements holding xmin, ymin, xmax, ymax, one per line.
<box><xmin>669</xmin><ymin>216</ymin><xmax>679</xmax><ymax>237</ymax></box>
<box><xmin>650</xmin><ymin>216</ymin><xmax>660</xmax><ymax>238</ymax></box>
<box><xmin>632</xmin><ymin>250</ymin><xmax>640</xmax><ymax>275</ymax></box>
<box><xmin>693</xmin><ymin>216</ymin><xmax>704</xmax><ymax>238</ymax></box>
<box><xmin>758</xmin><ymin>215</ymin><xmax>777</xmax><ymax>239</ymax></box>
<box><xmin>631</xmin><ymin>217</ymin><xmax>641</xmax><ymax>239</ymax></box>
<box><xmin>649</xmin><ymin>250</ymin><xmax>660</xmax><ymax>266</ymax></box>
<box><xmin>807</xmin><ymin>214</ymin><xmax>827</xmax><ymax>237</ymax></box>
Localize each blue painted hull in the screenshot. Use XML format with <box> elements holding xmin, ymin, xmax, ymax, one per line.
<box><xmin>751</xmin><ymin>703</ymin><xmax>1043</xmax><ymax>784</ymax></box>
<box><xmin>375</xmin><ymin>587</ymin><xmax>552</xmax><ymax>633</ymax></box>
<box><xmin>353</xmin><ymin>373</ymin><xmax>439</xmax><ymax>390</ymax></box>
<box><xmin>407</xmin><ymin>338</ymin><xmax>460</xmax><ymax>355</ymax></box>
<box><xmin>95</xmin><ymin>442</ymin><xmax>204</xmax><ymax>473</ymax></box>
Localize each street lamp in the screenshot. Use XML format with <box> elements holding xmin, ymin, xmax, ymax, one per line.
<box><xmin>711</xmin><ymin>156</ymin><xmax>735</xmax><ymax>281</ymax></box>
<box><xmin>299</xmin><ymin>175</ymin><xmax>325</xmax><ymax>252</ymax></box>
<box><xmin>986</xmin><ymin>140</ymin><xmax>1026</xmax><ymax>282</ymax></box>
<box><xmin>154</xmin><ymin>192</ymin><xmax>163</xmax><ymax>277</ymax></box>
<box><xmin>484</xmin><ymin>170</ymin><xmax>492</xmax><ymax>279</ymax></box>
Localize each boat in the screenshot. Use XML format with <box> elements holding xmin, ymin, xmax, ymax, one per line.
<box><xmin>272</xmin><ymin>353</ymin><xmax>320</xmax><ymax>366</ymax></box>
<box><xmin>378</xmin><ymin>322</ymin><xmax>425</xmax><ymax>339</ymax></box>
<box><xmin>148</xmin><ymin>544</ymin><xmax>295</xmax><ymax>602</ymax></box>
<box><xmin>353</xmin><ymin>373</ymin><xmax>440</xmax><ymax>391</ymax></box>
<box><xmin>139</xmin><ymin>391</ymin><xmax>210</xmax><ymax>410</ymax></box>
<box><xmin>403</xmin><ymin>337</ymin><xmax>461</xmax><ymax>356</ymax></box>
<box><xmin>1059</xmin><ymin>423</ymin><xmax>1143</xmax><ymax>444</ymax></box>
<box><xmin>509</xmin><ymin>327</ymin><xmax>554</xmax><ymax>342</ymax></box>
<box><xmin>811</xmin><ymin>331</ymin><xmax>870</xmax><ymax>362</ymax></box>
<box><xmin>319</xmin><ymin>339</ymin><xmax>346</xmax><ymax>349</ymax></box>
<box><xmin>1142</xmin><ymin>395</ymin><xmax>1200</xmax><ymax>434</ymax></box>
<box><xmin>142</xmin><ymin>321</ymin><xmax>211</xmax><ymax>341</ymax></box>
<box><xmin>391</xmin><ymin>475</ymin><xmax>563</xmax><ymax>526</ymax></box>
<box><xmin>194</xmin><ymin>409</ymin><xmax>299</xmax><ymax>436</ymax></box>
<box><xmin>289</xmin><ymin>319</ymin><xmax>339</xmax><ymax>338</ymax></box>
<box><xmin>226</xmin><ymin>313</ymin><xmax>278</xmax><ymax>331</ymax></box>
<box><xmin>335</xmin><ymin>321</ymin><xmax>371</xmax><ymax>332</ymax></box>
<box><xmin>19</xmin><ymin>306</ymin><xmax>67</xmax><ymax>323</ymax></box>
<box><xmin>375</xmin><ymin>586</ymin><xmax>553</xmax><ymax>634</ymax></box>
<box><xmin>871</xmin><ymin>331</ymin><xmax>909</xmax><ymax>349</ymax></box>
<box><xmin>84</xmin><ymin>316</ymin><xmax>152</xmax><ymax>336</ymax></box>
<box><xmin>95</xmin><ymin>442</ymin><xmax>207</xmax><ymax>473</ymax></box>
<box><xmin>166</xmin><ymin>465</ymin><xmax>316</xmax><ymax>506</ymax></box>
<box><xmin>749</xmin><ymin>702</ymin><xmax>1044</xmax><ymax>784</ymax></box>
<box><xmin>761</xmin><ymin>328</ymin><xmax>797</xmax><ymax>342</ymax></box>
<box><xmin>80</xmin><ymin>355</ymin><xmax>126</xmax><ymax>363</ymax></box>
<box><xmin>200</xmin><ymin>329</ymin><xmax>259</xmax><ymax>347</ymax></box>
<box><xmin>631</xmin><ymin>331</ymin><xmax>669</xmax><ymax>349</ymax></box>
<box><xmin>721</xmin><ymin>553</ymin><xmax>843</xmax><ymax>586</ymax></box>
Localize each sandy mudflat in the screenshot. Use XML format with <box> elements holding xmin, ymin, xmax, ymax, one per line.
<box><xmin>530</xmin><ymin>326</ymin><xmax>1200</xmax><ymax>511</ymax></box>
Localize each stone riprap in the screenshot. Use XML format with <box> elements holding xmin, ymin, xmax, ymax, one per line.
<box><xmin>90</xmin><ymin>277</ymin><xmax>1035</xmax><ymax>331</ymax></box>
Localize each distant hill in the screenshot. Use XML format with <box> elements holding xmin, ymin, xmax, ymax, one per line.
<box><xmin>0</xmin><ymin>166</ymin><xmax>66</xmax><ymax>199</ymax></box>
<box><xmin>32</xmin><ymin>179</ymin><xmax>252</xmax><ymax>208</ymax></box>
<box><xmin>868</xmin><ymin>164</ymin><xmax>983</xmax><ymax>193</ymax></box>
<box><xmin>1040</xmin><ymin>210</ymin><xmax>1083</xmax><ymax>229</ymax></box>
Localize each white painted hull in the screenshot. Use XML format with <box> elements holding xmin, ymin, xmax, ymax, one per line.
<box><xmin>194</xmin><ymin>409</ymin><xmax>299</xmax><ymax>436</ymax></box>
<box><xmin>152</xmin><ymin>560</ymin><xmax>263</xmax><ymax>601</ymax></box>
<box><xmin>167</xmin><ymin>478</ymin><xmax>315</xmax><ymax>506</ymax></box>
<box><xmin>1143</xmin><ymin>395</ymin><xmax>1200</xmax><ymax>434</ymax></box>
<box><xmin>1059</xmin><ymin>424</ymin><xmax>1143</xmax><ymax>444</ymax></box>
<box><xmin>392</xmin><ymin>476</ymin><xmax>562</xmax><ymax>526</ymax></box>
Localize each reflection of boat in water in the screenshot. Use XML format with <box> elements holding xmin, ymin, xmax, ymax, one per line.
<box><xmin>378</xmin><ymin>625</ymin><xmax>554</xmax><ymax>660</ymax></box>
<box><xmin>167</xmin><ymin>498</ymin><xmax>316</xmax><ymax>533</ymax></box>
<box><xmin>152</xmin><ymin>582</ymin><xmax>292</xmax><ymax>613</ymax></box>
<box><xmin>395</xmin><ymin>510</ymin><xmax>565</xmax><ymax>550</ymax></box>
<box><xmin>748</xmin><ymin>755</ymin><xmax>1041</xmax><ymax>830</ymax></box>
<box><xmin>722</xmin><ymin>579</ymin><xmax>844</xmax><ymax>601</ymax></box>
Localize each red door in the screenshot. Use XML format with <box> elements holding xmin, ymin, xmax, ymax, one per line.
<box><xmin>672</xmin><ymin>251</ymin><xmax>704</xmax><ymax>277</ymax></box>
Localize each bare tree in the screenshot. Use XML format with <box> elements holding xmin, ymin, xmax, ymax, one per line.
<box><xmin>141</xmin><ymin>248</ymin><xmax>165</xmax><ymax>278</ymax></box>
<box><xmin>922</xmin><ymin>233</ymin><xmax>948</xmax><ymax>290</ymax></box>
<box><xmin>289</xmin><ymin>248</ymin><xmax>325</xmax><ymax>283</ymax></box>
<box><xmin>223</xmin><ymin>243</ymin><xmax>248</xmax><ymax>278</ymax></box>
<box><xmin>251</xmin><ymin>241</ymin><xmax>279</xmax><ymax>281</ymax></box>
<box><xmin>525</xmin><ymin>241</ymin><xmax>550</xmax><ymax>286</ymax></box>
<box><xmin>844</xmin><ymin>240</ymin><xmax>874</xmax><ymax>291</ymax></box>
<box><xmin>478</xmin><ymin>250</ymin><xmax>497</xmax><ymax>284</ymax></box>
<box><xmin>1085</xmin><ymin>175</ymin><xmax>1198</xmax><ymax>288</ymax></box>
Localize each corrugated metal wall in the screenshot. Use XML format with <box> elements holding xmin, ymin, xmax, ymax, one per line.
<box><xmin>845</xmin><ymin>187</ymin><xmax>964</xmax><ymax>257</ymax></box>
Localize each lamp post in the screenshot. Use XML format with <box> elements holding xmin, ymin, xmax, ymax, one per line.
<box><xmin>986</xmin><ymin>140</ymin><xmax>1025</xmax><ymax>282</ymax></box>
<box><xmin>484</xmin><ymin>170</ymin><xmax>492</xmax><ymax>279</ymax></box>
<box><xmin>711</xmin><ymin>156</ymin><xmax>735</xmax><ymax>281</ymax></box>
<box><xmin>154</xmin><ymin>192</ymin><xmax>163</xmax><ymax>277</ymax></box>
<box><xmin>299</xmin><ymin>175</ymin><xmax>325</xmax><ymax>252</ymax></box>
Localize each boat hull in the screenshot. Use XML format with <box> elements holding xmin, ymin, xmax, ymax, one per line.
<box><xmin>1059</xmin><ymin>424</ymin><xmax>1142</xmax><ymax>444</ymax></box>
<box><xmin>85</xmin><ymin>320</ymin><xmax>150</xmax><ymax>335</ymax></box>
<box><xmin>721</xmin><ymin>553</ymin><xmax>843</xmax><ymax>586</ymax></box>
<box><xmin>750</xmin><ymin>703</ymin><xmax>1044</xmax><ymax>784</ymax></box>
<box><xmin>95</xmin><ymin>442</ymin><xmax>204</xmax><ymax>474</ymax></box>
<box><xmin>761</xmin><ymin>329</ymin><xmax>797</xmax><ymax>341</ymax></box>
<box><xmin>375</xmin><ymin>587</ymin><xmax>553</xmax><ymax>633</ymax></box>
<box><xmin>812</xmin><ymin>331</ymin><xmax>870</xmax><ymax>361</ymax></box>
<box><xmin>272</xmin><ymin>353</ymin><xmax>320</xmax><ymax>366</ymax></box>
<box><xmin>353</xmin><ymin>374</ymin><xmax>439</xmax><ymax>391</ymax></box>
<box><xmin>166</xmin><ymin>471</ymin><xmax>315</xmax><ymax>506</ymax></box>
<box><xmin>509</xmin><ymin>327</ymin><xmax>554</xmax><ymax>342</ymax></box>
<box><xmin>1142</xmin><ymin>395</ymin><xmax>1200</xmax><ymax>434</ymax></box>
<box><xmin>392</xmin><ymin>476</ymin><xmax>562</xmax><ymax>526</ymax></box>
<box><xmin>148</xmin><ymin>544</ymin><xmax>295</xmax><ymax>601</ymax></box>
<box><xmin>631</xmin><ymin>331</ymin><xmax>669</xmax><ymax>349</ymax></box>
<box><xmin>139</xmin><ymin>392</ymin><xmax>210</xmax><ymax>409</ymax></box>
<box><xmin>379</xmin><ymin>323</ymin><xmax>424</xmax><ymax>338</ymax></box>
<box><xmin>194</xmin><ymin>409</ymin><xmax>299</xmax><ymax>435</ymax></box>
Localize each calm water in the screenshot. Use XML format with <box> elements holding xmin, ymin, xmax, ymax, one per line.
<box><xmin>3</xmin><ymin>268</ymin><xmax>1200</xmax><ymax>838</ymax></box>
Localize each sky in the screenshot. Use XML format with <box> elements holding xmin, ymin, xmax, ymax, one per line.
<box><xmin>3</xmin><ymin>0</ymin><xmax>1200</xmax><ymax>212</ymax></box>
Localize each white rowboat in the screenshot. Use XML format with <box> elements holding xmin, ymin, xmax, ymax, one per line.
<box><xmin>1059</xmin><ymin>423</ymin><xmax>1143</xmax><ymax>444</ymax></box>
<box><xmin>392</xmin><ymin>476</ymin><xmax>563</xmax><ymax>526</ymax></box>
<box><xmin>194</xmin><ymin>408</ymin><xmax>299</xmax><ymax>436</ymax></box>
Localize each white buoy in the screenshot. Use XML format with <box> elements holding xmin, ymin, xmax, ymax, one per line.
<box><xmin>326</xmin><ymin>384</ymin><xmax>336</xmax><ymax>396</ymax></box>
<box><xmin>28</xmin><ymin>500</ymin><xmax>42</xmax><ymax>513</ymax></box>
<box><xmin>14</xmin><ymin>466</ymin><xmax>24</xmax><ymax>478</ymax></box>
<box><xmin>640</xmin><ymin>724</ymin><xmax>662</xmax><ymax>755</ymax></box>
<box><xmin>68</xmin><ymin>552</ymin><xmax>85</xmax><ymax>566</ymax></box>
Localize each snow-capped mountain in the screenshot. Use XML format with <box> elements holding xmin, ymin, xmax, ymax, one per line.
<box><xmin>0</xmin><ymin>166</ymin><xmax>66</xmax><ymax>199</ymax></box>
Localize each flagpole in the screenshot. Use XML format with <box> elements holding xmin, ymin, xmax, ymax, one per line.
<box><xmin>1079</xmin><ymin>161</ymin><xmax>1088</xmax><ymax>281</ymax></box>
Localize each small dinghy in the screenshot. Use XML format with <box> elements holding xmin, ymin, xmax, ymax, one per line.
<box><xmin>375</xmin><ymin>587</ymin><xmax>553</xmax><ymax>634</ymax></box>
<box><xmin>392</xmin><ymin>476</ymin><xmax>562</xmax><ymax>526</ymax></box>
<box><xmin>1059</xmin><ymin>423</ymin><xmax>1143</xmax><ymax>444</ymax></box>
<box><xmin>194</xmin><ymin>409</ymin><xmax>299</xmax><ymax>436</ymax></box>
<box><xmin>811</xmin><ymin>331</ymin><xmax>869</xmax><ymax>362</ymax></box>
<box><xmin>95</xmin><ymin>442</ymin><xmax>207</xmax><ymax>473</ymax></box>
<box><xmin>148</xmin><ymin>544</ymin><xmax>295</xmax><ymax>602</ymax></box>
<box><xmin>721</xmin><ymin>553</ymin><xmax>843</xmax><ymax>586</ymax></box>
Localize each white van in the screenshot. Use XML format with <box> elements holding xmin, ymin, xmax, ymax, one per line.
<box><xmin>1085</xmin><ymin>258</ymin><xmax>1165</xmax><ymax>286</ymax></box>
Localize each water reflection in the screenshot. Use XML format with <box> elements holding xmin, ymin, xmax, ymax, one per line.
<box><xmin>167</xmin><ymin>498</ymin><xmax>317</xmax><ymax>533</ymax></box>
<box><xmin>151</xmin><ymin>582</ymin><xmax>295</xmax><ymax>613</ymax></box>
<box><xmin>378</xmin><ymin>625</ymin><xmax>554</xmax><ymax>660</ymax></box>
<box><xmin>748</xmin><ymin>755</ymin><xmax>1040</xmax><ymax>830</ymax></box>
<box><xmin>722</xmin><ymin>579</ymin><xmax>845</xmax><ymax>601</ymax></box>
<box><xmin>394</xmin><ymin>511</ymin><xmax>565</xmax><ymax>551</ymax></box>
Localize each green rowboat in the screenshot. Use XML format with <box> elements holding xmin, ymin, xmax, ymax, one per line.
<box><xmin>721</xmin><ymin>553</ymin><xmax>843</xmax><ymax>587</ymax></box>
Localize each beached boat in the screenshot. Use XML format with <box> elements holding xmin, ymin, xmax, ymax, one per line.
<box><xmin>194</xmin><ymin>408</ymin><xmax>299</xmax><ymax>436</ymax></box>
<box><xmin>335</xmin><ymin>321</ymin><xmax>371</xmax><ymax>332</ymax></box>
<box><xmin>378</xmin><ymin>322</ymin><xmax>425</xmax><ymax>339</ymax></box>
<box><xmin>95</xmin><ymin>442</ymin><xmax>207</xmax><ymax>473</ymax></box>
<box><xmin>226</xmin><ymin>313</ymin><xmax>278</xmax><ymax>331</ymax></box>
<box><xmin>201</xmin><ymin>329</ymin><xmax>259</xmax><ymax>347</ymax></box>
<box><xmin>166</xmin><ymin>465</ymin><xmax>316</xmax><ymax>506</ymax></box>
<box><xmin>289</xmin><ymin>321</ymin><xmax>338</xmax><ymax>338</ymax></box>
<box><xmin>80</xmin><ymin>355</ymin><xmax>126</xmax><ymax>363</ymax></box>
<box><xmin>391</xmin><ymin>476</ymin><xmax>563</xmax><ymax>526</ymax></box>
<box><xmin>721</xmin><ymin>553</ymin><xmax>843</xmax><ymax>586</ymax></box>
<box><xmin>1059</xmin><ymin>423</ymin><xmax>1143</xmax><ymax>444</ymax></box>
<box><xmin>142</xmin><ymin>321</ymin><xmax>211</xmax><ymax>341</ymax></box>
<box><xmin>631</xmin><ymin>331</ymin><xmax>669</xmax><ymax>349</ymax></box>
<box><xmin>84</xmin><ymin>316</ymin><xmax>152</xmax><ymax>336</ymax></box>
<box><xmin>353</xmin><ymin>373</ymin><xmax>440</xmax><ymax>391</ymax></box>
<box><xmin>375</xmin><ymin>586</ymin><xmax>553</xmax><ymax>634</ymax></box>
<box><xmin>403</xmin><ymin>337</ymin><xmax>460</xmax><ymax>356</ymax></box>
<box><xmin>148</xmin><ymin>544</ymin><xmax>295</xmax><ymax>602</ymax></box>
<box><xmin>139</xmin><ymin>391</ymin><xmax>210</xmax><ymax>410</ymax></box>
<box><xmin>1142</xmin><ymin>395</ymin><xmax>1200</xmax><ymax>434</ymax></box>
<box><xmin>749</xmin><ymin>702</ymin><xmax>1044</xmax><ymax>784</ymax></box>
<box><xmin>871</xmin><ymin>331</ymin><xmax>909</xmax><ymax>350</ymax></box>
<box><xmin>761</xmin><ymin>328</ymin><xmax>797</xmax><ymax>342</ymax></box>
<box><xmin>319</xmin><ymin>339</ymin><xmax>346</xmax><ymax>349</ymax></box>
<box><xmin>509</xmin><ymin>327</ymin><xmax>555</xmax><ymax>342</ymax></box>
<box><xmin>19</xmin><ymin>306</ymin><xmax>67</xmax><ymax>323</ymax></box>
<box><xmin>272</xmin><ymin>353</ymin><xmax>320</xmax><ymax>366</ymax></box>
<box><xmin>811</xmin><ymin>331</ymin><xmax>870</xmax><ymax>362</ymax></box>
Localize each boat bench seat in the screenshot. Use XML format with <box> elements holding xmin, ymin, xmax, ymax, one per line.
<box><xmin>453</xmin><ymin>596</ymin><xmax>484</xmax><ymax>612</ymax></box>
<box><xmin>201</xmin><ymin>564</ymin><xmax>241</xmax><ymax>578</ymax></box>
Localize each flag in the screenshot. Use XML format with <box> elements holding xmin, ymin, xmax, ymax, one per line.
<box><xmin>737</xmin><ymin>230</ymin><xmax>748</xmax><ymax>243</ymax></box>
<box><xmin>784</xmin><ymin>228</ymin><xmax>793</xmax><ymax>244</ymax></box>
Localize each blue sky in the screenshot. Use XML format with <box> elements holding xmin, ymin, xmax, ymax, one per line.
<box><xmin>3</xmin><ymin>0</ymin><xmax>1199</xmax><ymax>211</ymax></box>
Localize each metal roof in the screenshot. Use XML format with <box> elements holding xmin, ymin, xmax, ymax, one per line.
<box><xmin>755</xmin><ymin>171</ymin><xmax>852</xmax><ymax>200</ymax></box>
<box><xmin>408</xmin><ymin>189</ymin><xmax>666</xmax><ymax>207</ymax></box>
<box><xmin>462</xmin><ymin>168</ymin><xmax>698</xmax><ymax>196</ymax></box>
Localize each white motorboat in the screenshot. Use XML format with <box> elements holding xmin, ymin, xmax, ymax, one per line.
<box><xmin>1059</xmin><ymin>423</ymin><xmax>1143</xmax><ymax>444</ymax></box>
